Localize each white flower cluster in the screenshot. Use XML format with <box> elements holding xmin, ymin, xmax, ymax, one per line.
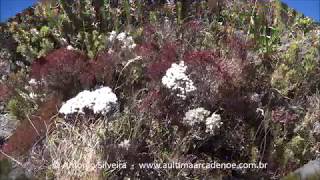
<box><xmin>25</xmin><ymin>78</ymin><xmax>44</xmax><ymax>100</ymax></box>
<box><xmin>28</xmin><ymin>78</ymin><xmax>39</xmax><ymax>86</ymax></box>
<box><xmin>66</xmin><ymin>45</ymin><xmax>76</xmax><ymax>50</ymax></box>
<box><xmin>59</xmin><ymin>87</ymin><xmax>118</xmax><ymax>116</ymax></box>
<box><xmin>313</xmin><ymin>121</ymin><xmax>320</xmax><ymax>136</ymax></box>
<box><xmin>205</xmin><ymin>112</ymin><xmax>222</xmax><ymax>134</ymax></box>
<box><xmin>184</xmin><ymin>107</ymin><xmax>211</xmax><ymax>126</ymax></box>
<box><xmin>161</xmin><ymin>61</ymin><xmax>196</xmax><ymax>99</ymax></box>
<box><xmin>30</xmin><ymin>28</ymin><xmax>39</xmax><ymax>35</ymax></box>
<box><xmin>184</xmin><ymin>107</ymin><xmax>223</xmax><ymax>134</ymax></box>
<box><xmin>315</xmin><ymin>29</ymin><xmax>320</xmax><ymax>37</ymax></box>
<box><xmin>108</xmin><ymin>31</ymin><xmax>136</xmax><ymax>49</ymax></box>
<box><xmin>166</xmin><ymin>0</ymin><xmax>175</xmax><ymax>5</ymax></box>
<box><xmin>118</xmin><ymin>139</ymin><xmax>131</xmax><ymax>150</ymax></box>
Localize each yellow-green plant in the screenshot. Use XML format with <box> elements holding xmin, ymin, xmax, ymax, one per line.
<box><xmin>7</xmin><ymin>94</ymin><xmax>33</xmax><ymax>120</ymax></box>
<box><xmin>8</xmin><ymin>0</ymin><xmax>137</xmax><ymax>61</ymax></box>
<box><xmin>8</xmin><ymin>2</ymin><xmax>67</xmax><ymax>62</ymax></box>
<box><xmin>80</xmin><ymin>30</ymin><xmax>107</xmax><ymax>58</ymax></box>
<box><xmin>271</xmin><ymin>39</ymin><xmax>319</xmax><ymax>95</ymax></box>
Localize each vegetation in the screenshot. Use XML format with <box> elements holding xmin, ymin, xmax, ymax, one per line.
<box><xmin>0</xmin><ymin>0</ymin><xmax>319</xmax><ymax>179</ymax></box>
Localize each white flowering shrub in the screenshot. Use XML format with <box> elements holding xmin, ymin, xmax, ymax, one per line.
<box><xmin>28</xmin><ymin>78</ymin><xmax>38</xmax><ymax>86</ymax></box>
<box><xmin>205</xmin><ymin>113</ymin><xmax>223</xmax><ymax>134</ymax></box>
<box><xmin>118</xmin><ymin>139</ymin><xmax>131</xmax><ymax>150</ymax></box>
<box><xmin>59</xmin><ymin>87</ymin><xmax>118</xmax><ymax>116</ymax></box>
<box><xmin>161</xmin><ymin>61</ymin><xmax>196</xmax><ymax>99</ymax></box>
<box><xmin>184</xmin><ymin>107</ymin><xmax>222</xmax><ymax>135</ymax></box>
<box><xmin>66</xmin><ymin>45</ymin><xmax>76</xmax><ymax>50</ymax></box>
<box><xmin>184</xmin><ymin>107</ymin><xmax>211</xmax><ymax>126</ymax></box>
<box><xmin>108</xmin><ymin>31</ymin><xmax>136</xmax><ymax>50</ymax></box>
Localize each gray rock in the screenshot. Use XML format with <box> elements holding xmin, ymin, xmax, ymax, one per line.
<box><xmin>8</xmin><ymin>165</ymin><xmax>29</xmax><ymax>180</ymax></box>
<box><xmin>284</xmin><ymin>159</ymin><xmax>320</xmax><ymax>180</ymax></box>
<box><xmin>313</xmin><ymin>121</ymin><xmax>320</xmax><ymax>137</ymax></box>
<box><xmin>0</xmin><ymin>114</ymin><xmax>18</xmax><ymax>139</ymax></box>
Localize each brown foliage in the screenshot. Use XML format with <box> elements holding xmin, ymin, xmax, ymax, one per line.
<box><xmin>0</xmin><ymin>96</ymin><xmax>62</xmax><ymax>160</ymax></box>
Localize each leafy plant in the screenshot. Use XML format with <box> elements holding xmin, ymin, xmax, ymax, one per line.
<box><xmin>271</xmin><ymin>39</ymin><xmax>319</xmax><ymax>96</ymax></box>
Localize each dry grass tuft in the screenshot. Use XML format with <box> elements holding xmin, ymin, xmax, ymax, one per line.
<box><xmin>43</xmin><ymin>118</ymin><xmax>105</xmax><ymax>180</ymax></box>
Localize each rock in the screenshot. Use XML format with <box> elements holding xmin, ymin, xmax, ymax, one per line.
<box><xmin>0</xmin><ymin>159</ymin><xmax>30</xmax><ymax>180</ymax></box>
<box><xmin>8</xmin><ymin>164</ymin><xmax>29</xmax><ymax>180</ymax></box>
<box><xmin>0</xmin><ymin>114</ymin><xmax>18</xmax><ymax>140</ymax></box>
<box><xmin>0</xmin><ymin>56</ymin><xmax>10</xmax><ymax>81</ymax></box>
<box><xmin>312</xmin><ymin>121</ymin><xmax>320</xmax><ymax>140</ymax></box>
<box><xmin>283</xmin><ymin>159</ymin><xmax>320</xmax><ymax>180</ymax></box>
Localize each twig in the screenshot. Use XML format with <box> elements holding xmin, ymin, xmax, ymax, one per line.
<box><xmin>27</xmin><ymin>114</ymin><xmax>40</xmax><ymax>136</ymax></box>
<box><xmin>115</xmin><ymin>56</ymin><xmax>142</xmax><ymax>90</ymax></box>
<box><xmin>0</xmin><ymin>150</ymin><xmax>23</xmax><ymax>166</ymax></box>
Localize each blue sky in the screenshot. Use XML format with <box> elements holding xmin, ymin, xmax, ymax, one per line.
<box><xmin>0</xmin><ymin>0</ymin><xmax>319</xmax><ymax>22</ymax></box>
<box><xmin>282</xmin><ymin>0</ymin><xmax>320</xmax><ymax>21</ymax></box>
<box><xmin>0</xmin><ymin>0</ymin><xmax>37</xmax><ymax>22</ymax></box>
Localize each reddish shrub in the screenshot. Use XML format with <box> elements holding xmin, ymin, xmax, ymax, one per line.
<box><xmin>181</xmin><ymin>49</ymin><xmax>258</xmax><ymax>113</ymax></box>
<box><xmin>139</xmin><ymin>89</ymin><xmax>161</xmax><ymax>112</ymax></box>
<box><xmin>141</xmin><ymin>42</ymin><xmax>180</xmax><ymax>80</ymax></box>
<box><xmin>139</xmin><ymin>88</ymin><xmax>187</xmax><ymax>123</ymax></box>
<box><xmin>31</xmin><ymin>48</ymin><xmax>88</xmax><ymax>98</ymax></box>
<box><xmin>226</xmin><ymin>33</ymin><xmax>254</xmax><ymax>61</ymax></box>
<box><xmin>0</xmin><ymin>96</ymin><xmax>62</xmax><ymax>160</ymax></box>
<box><xmin>141</xmin><ymin>25</ymin><xmax>157</xmax><ymax>40</ymax></box>
<box><xmin>30</xmin><ymin>48</ymin><xmax>115</xmax><ymax>99</ymax></box>
<box><xmin>135</xmin><ymin>42</ymin><xmax>158</xmax><ymax>58</ymax></box>
<box><xmin>183</xmin><ymin>50</ymin><xmax>219</xmax><ymax>67</ymax></box>
<box><xmin>0</xmin><ymin>84</ymin><xmax>11</xmax><ymax>102</ymax></box>
<box><xmin>182</xmin><ymin>20</ymin><xmax>203</xmax><ymax>32</ymax></box>
<box><xmin>31</xmin><ymin>48</ymin><xmax>88</xmax><ymax>80</ymax></box>
<box><xmin>0</xmin><ymin>59</ymin><xmax>10</xmax><ymax>78</ymax></box>
<box><xmin>271</xmin><ymin>107</ymin><xmax>299</xmax><ymax>124</ymax></box>
<box><xmin>184</xmin><ymin>50</ymin><xmax>216</xmax><ymax>63</ymax></box>
<box><xmin>92</xmin><ymin>51</ymin><xmax>115</xmax><ymax>85</ymax></box>
<box><xmin>184</xmin><ymin>50</ymin><xmax>233</xmax><ymax>81</ymax></box>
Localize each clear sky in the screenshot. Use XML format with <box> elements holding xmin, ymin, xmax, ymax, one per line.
<box><xmin>282</xmin><ymin>0</ymin><xmax>320</xmax><ymax>21</ymax></box>
<box><xmin>0</xmin><ymin>0</ymin><xmax>319</xmax><ymax>22</ymax></box>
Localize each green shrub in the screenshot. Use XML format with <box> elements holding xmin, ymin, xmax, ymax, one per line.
<box><xmin>271</xmin><ymin>40</ymin><xmax>319</xmax><ymax>96</ymax></box>
<box><xmin>8</xmin><ymin>0</ymin><xmax>111</xmax><ymax>61</ymax></box>
<box><xmin>7</xmin><ymin>95</ymin><xmax>33</xmax><ymax>120</ymax></box>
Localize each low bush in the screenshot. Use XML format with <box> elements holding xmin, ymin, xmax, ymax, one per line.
<box><xmin>1</xmin><ymin>0</ymin><xmax>320</xmax><ymax>179</ymax></box>
<box><xmin>30</xmin><ymin>48</ymin><xmax>115</xmax><ymax>99</ymax></box>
